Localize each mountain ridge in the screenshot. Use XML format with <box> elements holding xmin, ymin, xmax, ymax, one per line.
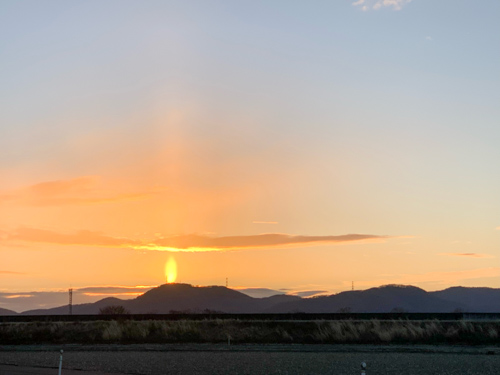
<box><xmin>17</xmin><ymin>283</ymin><xmax>500</xmax><ymax>315</ymax></box>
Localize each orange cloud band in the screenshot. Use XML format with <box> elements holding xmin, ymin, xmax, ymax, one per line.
<box><xmin>4</xmin><ymin>227</ymin><xmax>390</xmax><ymax>252</ymax></box>
<box><xmin>82</xmin><ymin>292</ymin><xmax>144</xmax><ymax>297</ymax></box>
<box><xmin>4</xmin><ymin>294</ymin><xmax>35</xmax><ymax>299</ymax></box>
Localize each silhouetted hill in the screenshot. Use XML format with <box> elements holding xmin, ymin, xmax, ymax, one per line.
<box><xmin>254</xmin><ymin>294</ymin><xmax>301</xmax><ymax>311</ymax></box>
<box><xmin>432</xmin><ymin>287</ymin><xmax>500</xmax><ymax>312</ymax></box>
<box><xmin>126</xmin><ymin>284</ymin><xmax>256</xmax><ymax>313</ymax></box>
<box><xmin>267</xmin><ymin>285</ymin><xmax>467</xmax><ymax>313</ymax></box>
<box><xmin>0</xmin><ymin>307</ymin><xmax>17</xmax><ymax>315</ymax></box>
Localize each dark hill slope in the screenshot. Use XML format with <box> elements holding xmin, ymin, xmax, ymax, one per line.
<box><xmin>21</xmin><ymin>297</ymin><xmax>125</xmax><ymax>315</ymax></box>
<box><xmin>267</xmin><ymin>285</ymin><xmax>465</xmax><ymax>313</ymax></box>
<box><xmin>432</xmin><ymin>287</ymin><xmax>500</xmax><ymax>312</ymax></box>
<box><xmin>254</xmin><ymin>294</ymin><xmax>301</xmax><ymax>311</ymax></box>
<box><xmin>0</xmin><ymin>307</ymin><xmax>17</xmax><ymax>315</ymax></box>
<box><xmin>126</xmin><ymin>284</ymin><xmax>258</xmax><ymax>313</ymax></box>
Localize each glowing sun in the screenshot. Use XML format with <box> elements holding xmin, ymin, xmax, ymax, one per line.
<box><xmin>165</xmin><ymin>257</ymin><xmax>177</xmax><ymax>283</ymax></box>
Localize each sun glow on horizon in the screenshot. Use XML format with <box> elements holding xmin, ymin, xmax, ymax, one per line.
<box><xmin>165</xmin><ymin>257</ymin><xmax>177</xmax><ymax>283</ymax></box>
<box><xmin>134</xmin><ymin>245</ymin><xmax>220</xmax><ymax>252</ymax></box>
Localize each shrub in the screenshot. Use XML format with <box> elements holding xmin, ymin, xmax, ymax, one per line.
<box><xmin>98</xmin><ymin>305</ymin><xmax>130</xmax><ymax>315</ymax></box>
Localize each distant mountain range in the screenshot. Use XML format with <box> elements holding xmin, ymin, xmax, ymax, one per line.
<box><xmin>3</xmin><ymin>284</ymin><xmax>500</xmax><ymax>315</ymax></box>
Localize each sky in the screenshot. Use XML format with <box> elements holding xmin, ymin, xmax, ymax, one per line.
<box><xmin>1</xmin><ymin>0</ymin><xmax>499</xmax><ymax>312</ymax></box>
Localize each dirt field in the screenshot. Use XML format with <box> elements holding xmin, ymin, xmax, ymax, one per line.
<box><xmin>0</xmin><ymin>344</ymin><xmax>498</xmax><ymax>375</ymax></box>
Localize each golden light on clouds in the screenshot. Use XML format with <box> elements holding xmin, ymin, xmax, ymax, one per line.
<box><xmin>165</xmin><ymin>257</ymin><xmax>177</xmax><ymax>283</ymax></box>
<box><xmin>3</xmin><ymin>227</ymin><xmax>390</xmax><ymax>252</ymax></box>
<box><xmin>136</xmin><ymin>245</ymin><xmax>220</xmax><ymax>253</ymax></box>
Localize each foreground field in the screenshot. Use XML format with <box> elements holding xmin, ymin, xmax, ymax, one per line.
<box><xmin>0</xmin><ymin>344</ymin><xmax>498</xmax><ymax>375</ymax></box>
<box><xmin>1</xmin><ymin>319</ymin><xmax>500</xmax><ymax>345</ymax></box>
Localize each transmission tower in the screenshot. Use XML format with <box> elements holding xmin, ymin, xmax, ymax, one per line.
<box><xmin>69</xmin><ymin>288</ymin><xmax>73</xmax><ymax>315</ymax></box>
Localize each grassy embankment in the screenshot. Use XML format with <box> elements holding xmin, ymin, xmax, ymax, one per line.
<box><xmin>1</xmin><ymin>319</ymin><xmax>499</xmax><ymax>345</ymax></box>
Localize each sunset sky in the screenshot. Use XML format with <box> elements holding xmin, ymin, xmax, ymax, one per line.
<box><xmin>1</xmin><ymin>0</ymin><xmax>499</xmax><ymax>312</ymax></box>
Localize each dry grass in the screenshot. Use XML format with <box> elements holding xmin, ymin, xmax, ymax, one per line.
<box><xmin>1</xmin><ymin>319</ymin><xmax>499</xmax><ymax>345</ymax></box>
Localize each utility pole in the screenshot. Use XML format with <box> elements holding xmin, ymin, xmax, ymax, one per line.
<box><xmin>226</xmin><ymin>277</ymin><xmax>228</xmax><ymax>288</ymax></box>
<box><xmin>352</xmin><ymin>281</ymin><xmax>354</xmax><ymax>291</ymax></box>
<box><xmin>69</xmin><ymin>288</ymin><xmax>73</xmax><ymax>315</ymax></box>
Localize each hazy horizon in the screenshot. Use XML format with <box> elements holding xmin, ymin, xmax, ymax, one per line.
<box><xmin>1</xmin><ymin>0</ymin><xmax>499</xmax><ymax>312</ymax></box>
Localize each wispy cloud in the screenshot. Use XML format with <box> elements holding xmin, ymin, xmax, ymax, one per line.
<box><xmin>0</xmin><ymin>270</ymin><xmax>25</xmax><ymax>275</ymax></box>
<box><xmin>4</xmin><ymin>294</ymin><xmax>34</xmax><ymax>299</ymax></box>
<box><xmin>352</xmin><ymin>0</ymin><xmax>412</xmax><ymax>11</ymax></box>
<box><xmin>3</xmin><ymin>227</ymin><xmax>391</xmax><ymax>252</ymax></box>
<box><xmin>235</xmin><ymin>287</ymin><xmax>329</xmax><ymax>298</ymax></box>
<box><xmin>77</xmin><ymin>285</ymin><xmax>155</xmax><ymax>294</ymax></box>
<box><xmin>440</xmin><ymin>253</ymin><xmax>495</xmax><ymax>259</ymax></box>
<box><xmin>81</xmin><ymin>292</ymin><xmax>144</xmax><ymax>297</ymax></box>
<box><xmin>288</xmin><ymin>290</ymin><xmax>329</xmax><ymax>298</ymax></box>
<box><xmin>7</xmin><ymin>227</ymin><xmax>143</xmax><ymax>248</ymax></box>
<box><xmin>0</xmin><ymin>176</ymin><xmax>163</xmax><ymax>207</ymax></box>
<box><xmin>149</xmin><ymin>233</ymin><xmax>388</xmax><ymax>251</ymax></box>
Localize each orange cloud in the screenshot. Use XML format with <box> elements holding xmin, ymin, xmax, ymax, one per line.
<box><xmin>82</xmin><ymin>292</ymin><xmax>144</xmax><ymax>297</ymax></box>
<box><xmin>4</xmin><ymin>227</ymin><xmax>390</xmax><ymax>252</ymax></box>
<box><xmin>8</xmin><ymin>227</ymin><xmax>142</xmax><ymax>248</ymax></box>
<box><xmin>0</xmin><ymin>270</ymin><xmax>25</xmax><ymax>275</ymax></box>
<box><xmin>77</xmin><ymin>285</ymin><xmax>155</xmax><ymax>294</ymax></box>
<box><xmin>288</xmin><ymin>290</ymin><xmax>329</xmax><ymax>298</ymax></box>
<box><xmin>4</xmin><ymin>294</ymin><xmax>34</xmax><ymax>299</ymax></box>
<box><xmin>0</xmin><ymin>176</ymin><xmax>162</xmax><ymax>206</ymax></box>
<box><xmin>150</xmin><ymin>233</ymin><xmax>387</xmax><ymax>250</ymax></box>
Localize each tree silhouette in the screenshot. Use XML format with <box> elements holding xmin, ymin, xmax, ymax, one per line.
<box><xmin>337</xmin><ymin>307</ymin><xmax>352</xmax><ymax>313</ymax></box>
<box><xmin>98</xmin><ymin>305</ymin><xmax>130</xmax><ymax>315</ymax></box>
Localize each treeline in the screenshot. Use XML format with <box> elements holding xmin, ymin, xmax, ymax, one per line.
<box><xmin>5</xmin><ymin>312</ymin><xmax>498</xmax><ymax>323</ymax></box>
